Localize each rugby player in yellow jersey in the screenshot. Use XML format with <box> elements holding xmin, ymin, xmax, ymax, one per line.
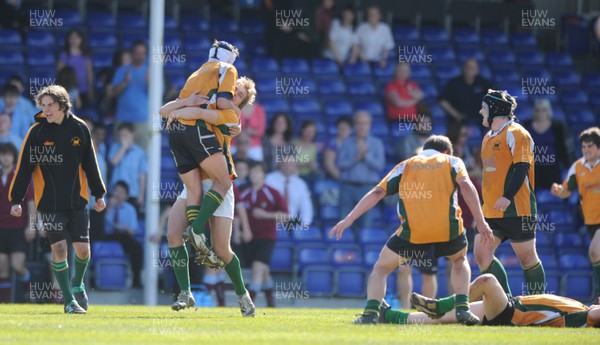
<box><xmin>381</xmin><ymin>274</ymin><xmax>600</xmax><ymax>328</ymax></box>
<box><xmin>330</xmin><ymin>135</ymin><xmax>494</xmax><ymax>325</ymax></box>
<box><xmin>551</xmin><ymin>127</ymin><xmax>600</xmax><ymax>299</ymax></box>
<box><xmin>475</xmin><ymin>89</ymin><xmax>546</xmax><ymax>297</ymax></box>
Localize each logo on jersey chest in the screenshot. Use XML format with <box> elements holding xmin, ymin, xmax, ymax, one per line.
<box><xmin>492</xmin><ymin>140</ymin><xmax>501</xmax><ymax>150</ymax></box>
<box><xmin>71</xmin><ymin>137</ymin><xmax>81</xmax><ymax>146</ymax></box>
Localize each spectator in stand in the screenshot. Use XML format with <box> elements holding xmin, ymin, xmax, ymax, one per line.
<box><xmin>323</xmin><ymin>116</ymin><xmax>352</xmax><ymax>180</ymax></box>
<box><xmin>240</xmin><ymin>162</ymin><xmax>288</xmax><ymax>307</ymax></box>
<box><xmin>233</xmin><ymin>159</ymin><xmax>250</xmax><ymax>189</ymax></box>
<box><xmin>314</xmin><ymin>0</ymin><xmax>336</xmax><ymax>54</ymax></box>
<box><xmin>57</xmin><ymin>29</ymin><xmax>94</xmax><ymax>107</ymax></box>
<box><xmin>98</xmin><ymin>49</ymin><xmax>131</xmax><ymax>118</ymax></box>
<box><xmin>262</xmin><ymin>112</ymin><xmax>294</xmax><ymax>172</ymax></box>
<box><xmin>266</xmin><ymin>159</ymin><xmax>313</xmax><ymax>228</ymax></box>
<box><xmin>56</xmin><ymin>66</ymin><xmax>82</xmax><ymax>111</ymax></box>
<box><xmin>351</xmin><ymin>5</ymin><xmax>394</xmax><ymax>67</ymax></box>
<box><xmin>108</xmin><ymin>123</ymin><xmax>147</xmax><ymax>213</ymax></box>
<box><xmin>81</xmin><ymin>119</ymin><xmax>108</xmax><ymax>240</ymax></box>
<box><xmin>336</xmin><ymin>110</ymin><xmax>385</xmax><ymax>230</ymax></box>
<box><xmin>523</xmin><ymin>99</ymin><xmax>572</xmax><ymax>190</ymax></box>
<box><xmin>237</xmin><ymin>100</ymin><xmax>266</xmax><ymax>161</ymax></box>
<box><xmin>323</xmin><ymin>5</ymin><xmax>357</xmax><ymax>65</ymax></box>
<box><xmin>0</xmin><ymin>83</ymin><xmax>34</xmax><ymax>139</ymax></box>
<box><xmin>0</xmin><ymin>143</ymin><xmax>34</xmax><ymax>302</ymax></box>
<box><xmin>232</xmin><ymin>131</ymin><xmax>258</xmax><ymax>165</ymax></box>
<box><xmin>439</xmin><ymin>59</ymin><xmax>494</xmax><ymax>125</ymax></box>
<box><xmin>293</xmin><ymin>120</ymin><xmax>320</xmax><ymax>186</ymax></box>
<box><xmin>111</xmin><ymin>41</ymin><xmax>149</xmax><ymax>146</ymax></box>
<box><xmin>393</xmin><ymin>107</ymin><xmax>432</xmax><ymax>162</ymax></box>
<box><xmin>0</xmin><ymin>114</ymin><xmax>22</xmax><ymax>149</ymax></box>
<box><xmin>447</xmin><ymin>121</ymin><xmax>476</xmax><ymax>171</ymax></box>
<box><xmin>385</xmin><ymin>62</ymin><xmax>424</xmax><ymax>125</ymax></box>
<box><xmin>104</xmin><ymin>181</ymin><xmax>143</xmax><ymax>288</ymax></box>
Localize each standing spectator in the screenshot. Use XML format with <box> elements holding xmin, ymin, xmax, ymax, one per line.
<box><xmin>385</xmin><ymin>62</ymin><xmax>424</xmax><ymax>124</ymax></box>
<box><xmin>56</xmin><ymin>66</ymin><xmax>82</xmax><ymax>111</ymax></box>
<box><xmin>111</xmin><ymin>41</ymin><xmax>149</xmax><ymax>146</ymax></box>
<box><xmin>108</xmin><ymin>123</ymin><xmax>147</xmax><ymax>213</ymax></box>
<box><xmin>240</xmin><ymin>162</ymin><xmax>288</xmax><ymax>306</ymax></box>
<box><xmin>1</xmin><ymin>83</ymin><xmax>34</xmax><ymax>140</ymax></box>
<box><xmin>0</xmin><ymin>114</ymin><xmax>22</xmax><ymax>149</ymax></box>
<box><xmin>523</xmin><ymin>99</ymin><xmax>572</xmax><ymax>190</ymax></box>
<box><xmin>447</xmin><ymin>121</ymin><xmax>476</xmax><ymax>171</ymax></box>
<box><xmin>104</xmin><ymin>181</ymin><xmax>143</xmax><ymax>288</ymax></box>
<box><xmin>57</xmin><ymin>29</ymin><xmax>94</xmax><ymax>107</ymax></box>
<box><xmin>98</xmin><ymin>49</ymin><xmax>132</xmax><ymax>118</ymax></box>
<box><xmin>323</xmin><ymin>116</ymin><xmax>352</xmax><ymax>180</ymax></box>
<box><xmin>266</xmin><ymin>160</ymin><xmax>313</xmax><ymax>228</ymax></box>
<box><xmin>237</xmin><ymin>101</ymin><xmax>266</xmax><ymax>161</ymax></box>
<box><xmin>393</xmin><ymin>110</ymin><xmax>432</xmax><ymax>162</ymax></box>
<box><xmin>293</xmin><ymin>120</ymin><xmax>320</xmax><ymax>185</ymax></box>
<box><xmin>439</xmin><ymin>59</ymin><xmax>494</xmax><ymax>125</ymax></box>
<box><xmin>323</xmin><ymin>5</ymin><xmax>358</xmax><ymax>65</ymax></box>
<box><xmin>314</xmin><ymin>0</ymin><xmax>336</xmax><ymax>53</ymax></box>
<box><xmin>352</xmin><ymin>5</ymin><xmax>394</xmax><ymax>67</ymax></box>
<box><xmin>336</xmin><ymin>111</ymin><xmax>385</xmax><ymax>230</ymax></box>
<box><xmin>84</xmin><ymin>120</ymin><xmax>108</xmax><ymax>240</ymax></box>
<box><xmin>262</xmin><ymin>112</ymin><xmax>294</xmax><ymax>172</ymax></box>
<box><xmin>0</xmin><ymin>143</ymin><xmax>34</xmax><ymax>302</ymax></box>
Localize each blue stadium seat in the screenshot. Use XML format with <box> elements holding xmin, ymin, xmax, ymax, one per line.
<box><xmin>311</xmin><ymin>59</ymin><xmax>339</xmax><ymax>75</ymax></box>
<box><xmin>536</xmin><ymin>189</ymin><xmax>563</xmax><ymax>206</ymax></box>
<box><xmin>163</xmin><ymin>34</ymin><xmax>183</xmax><ymax>48</ymax></box>
<box><xmin>92</xmin><ymin>241</ymin><xmax>126</xmax><ymax>261</ymax></box>
<box><xmin>422</xmin><ymin>26</ymin><xmax>449</xmax><ymax>42</ymax></box>
<box><xmin>435</xmin><ymin>64</ymin><xmax>460</xmax><ymax>80</ymax></box>
<box><xmin>336</xmin><ymin>269</ymin><xmax>367</xmax><ymax>297</ymax></box>
<box><xmin>410</xmin><ymin>65</ymin><xmax>432</xmax><ymax>79</ymax></box>
<box><xmin>252</xmin><ymin>57</ymin><xmax>279</xmax><ymax>74</ymax></box>
<box><xmin>298</xmin><ymin>246</ymin><xmax>329</xmax><ymax>270</ymax></box>
<box><xmin>393</xmin><ymin>25</ymin><xmax>420</xmax><ymax>41</ymax></box>
<box><xmin>281</xmin><ymin>58</ymin><xmax>310</xmax><ymax>75</ymax></box>
<box><xmin>323</xmin><ymin>100</ymin><xmax>353</xmax><ymax>118</ymax></box>
<box><xmin>554</xmin><ymin>233</ymin><xmax>583</xmax><ymax>250</ymax></box>
<box><xmin>56</xmin><ymin>9</ymin><xmax>82</xmax><ymax>28</ymax></box>
<box><xmin>270</xmin><ymin>244</ymin><xmax>294</xmax><ymax>272</ymax></box>
<box><xmin>481</xmin><ymin>29</ymin><xmax>508</xmax><ymax>46</ymax></box>
<box><xmin>241</xmin><ymin>19</ymin><xmax>265</xmax><ymax>34</ymax></box>
<box><xmin>497</xmin><ymin>253</ymin><xmax>521</xmax><ymax>270</ymax></box>
<box><xmin>552</xmin><ymin>70</ymin><xmax>580</xmax><ymax>87</ymax></box>
<box><xmin>89</xmin><ymin>32</ymin><xmax>117</xmax><ymax>49</ymax></box>
<box><xmin>453</xmin><ymin>28</ymin><xmax>479</xmax><ymax>44</ymax></box>
<box><xmin>582</xmin><ymin>72</ymin><xmax>600</xmax><ymax>89</ymax></box>
<box><xmin>211</xmin><ymin>18</ymin><xmax>238</xmax><ymax>33</ymax></box>
<box><xmin>261</xmin><ymin>97</ymin><xmax>290</xmax><ymax>114</ymax></box>
<box><xmin>28</xmin><ymin>51</ymin><xmax>55</xmax><ymax>66</ymax></box>
<box><xmin>343</xmin><ymin>62</ymin><xmax>371</xmax><ymax>77</ymax></box>
<box><xmin>291</xmin><ymin>99</ymin><xmax>320</xmax><ymax>115</ymax></box>
<box><xmin>121</xmin><ymin>33</ymin><xmax>147</xmax><ymax>47</ymax></box>
<box><xmin>546</xmin><ymin>52</ymin><xmax>573</xmax><ymax>68</ymax></box>
<box><xmin>456</xmin><ymin>47</ymin><xmax>484</xmax><ymax>62</ymax></box>
<box><xmin>324</xmin><ymin>226</ymin><xmax>355</xmax><ymax>243</ymax></box>
<box><xmin>354</xmin><ymin>101</ymin><xmax>384</xmax><ymax>118</ymax></box>
<box><xmin>318</xmin><ymin>78</ymin><xmax>346</xmax><ymax>95</ymax></box>
<box><xmin>428</xmin><ymin>46</ymin><xmax>455</xmax><ymax>63</ymax></box>
<box><xmin>303</xmin><ymin>267</ymin><xmax>334</xmax><ymax>296</ymax></box>
<box><xmin>88</xmin><ymin>11</ymin><xmax>116</xmax><ymax>29</ymax></box>
<box><xmin>559</xmin><ymin>254</ymin><xmax>590</xmax><ymax>270</ymax></box>
<box><xmin>563</xmin><ymin>274</ymin><xmax>593</xmax><ymax>299</ymax></box>
<box><xmin>292</xmin><ymin>226</ymin><xmax>323</xmax><ymax>243</ymax></box>
<box><xmin>536</xmin><ymin>231</ymin><xmax>553</xmax><ymax>248</ymax></box>
<box><xmin>565</xmin><ymin>105</ymin><xmax>595</xmax><ymax>125</ymax></box>
<box><xmin>94</xmin><ymin>260</ymin><xmax>129</xmax><ymax>290</ymax></box>
<box><xmin>0</xmin><ymin>29</ymin><xmax>21</xmax><ymax>47</ymax></box>
<box><xmin>546</xmin><ymin>207</ymin><xmax>576</xmax><ymax>229</ymax></box>
<box><xmin>181</xmin><ymin>15</ymin><xmax>209</xmax><ymax>32</ymax></box>
<box><xmin>560</xmin><ymin>89</ymin><xmax>588</xmax><ymax>106</ymax></box>
<box><xmin>118</xmin><ymin>12</ymin><xmax>147</xmax><ymax>30</ymax></box>
<box><xmin>492</xmin><ymin>67</ymin><xmax>520</xmax><ymax>83</ymax></box>
<box><xmin>507</xmin><ymin>270</ymin><xmax>526</xmax><ymax>295</ymax></box>
<box><xmin>537</xmin><ymin>254</ymin><xmax>558</xmax><ymax>269</ymax></box>
<box><xmin>0</xmin><ymin>51</ymin><xmax>24</xmax><ymax>65</ymax></box>
<box><xmin>511</xmin><ymin>32</ymin><xmax>537</xmax><ymax>47</ymax></box>
<box><xmin>26</xmin><ymin>31</ymin><xmax>55</xmax><ymax>49</ymax></box>
<box><xmin>331</xmin><ymin>247</ymin><xmax>362</xmax><ymax>266</ymax></box>
<box><xmin>373</xmin><ymin>62</ymin><xmax>395</xmax><ymax>79</ymax></box>
<box><xmin>347</xmin><ymin>79</ymin><xmax>376</xmax><ymax>96</ymax></box>
<box><xmin>359</xmin><ymin>228</ymin><xmax>388</xmax><ymax>246</ymax></box>
<box><xmin>420</xmin><ymin>83</ymin><xmax>438</xmax><ymax>99</ymax></box>
<box><xmin>363</xmin><ymin>247</ymin><xmax>380</xmax><ymax>268</ymax></box>
<box><xmin>518</xmin><ymin>51</ymin><xmax>545</xmax><ymax>65</ymax></box>
<box><xmin>487</xmin><ymin>48</ymin><xmax>516</xmax><ymax>65</ymax></box>
<box><xmin>319</xmin><ymin>204</ymin><xmax>339</xmax><ymax>220</ymax></box>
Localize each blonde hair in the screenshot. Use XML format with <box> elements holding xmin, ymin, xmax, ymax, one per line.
<box><xmin>237</xmin><ymin>76</ymin><xmax>256</xmax><ymax>109</ymax></box>
<box><xmin>35</xmin><ymin>84</ymin><xmax>71</xmax><ymax>113</ymax></box>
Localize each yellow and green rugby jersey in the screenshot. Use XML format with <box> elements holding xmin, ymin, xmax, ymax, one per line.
<box><xmin>377</xmin><ymin>149</ymin><xmax>467</xmax><ymax>244</ymax></box>
<box><xmin>562</xmin><ymin>158</ymin><xmax>600</xmax><ymax>225</ymax></box>
<box><xmin>510</xmin><ymin>294</ymin><xmax>598</xmax><ymax>328</ymax></box>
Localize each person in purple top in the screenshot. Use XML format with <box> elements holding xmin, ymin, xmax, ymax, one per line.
<box><xmin>57</xmin><ymin>29</ymin><xmax>94</xmax><ymax>107</ymax></box>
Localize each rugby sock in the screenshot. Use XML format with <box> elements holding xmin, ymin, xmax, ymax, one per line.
<box><xmin>17</xmin><ymin>270</ymin><xmax>31</xmax><ymax>301</ymax></box>
<box><xmin>186</xmin><ymin>206</ymin><xmax>200</xmax><ymax>225</ymax></box>
<box><xmin>593</xmin><ymin>261</ymin><xmax>600</xmax><ymax>297</ymax></box>
<box><xmin>384</xmin><ymin>309</ymin><xmax>409</xmax><ymax>324</ymax></box>
<box><xmin>263</xmin><ymin>279</ymin><xmax>275</xmax><ymax>307</ymax></box>
<box><xmin>363</xmin><ymin>299</ymin><xmax>381</xmax><ymax>315</ymax></box>
<box><xmin>215</xmin><ymin>281</ymin><xmax>226</xmax><ymax>306</ymax></box>
<box><xmin>191</xmin><ymin>189</ymin><xmax>223</xmax><ymax>236</ymax></box>
<box><xmin>437</xmin><ymin>294</ymin><xmax>456</xmax><ymax>314</ymax></box>
<box><xmin>170</xmin><ymin>246</ymin><xmax>190</xmax><ymax>291</ymax></box>
<box><xmin>0</xmin><ymin>277</ymin><xmax>10</xmax><ymax>303</ymax></box>
<box><xmin>50</xmin><ymin>261</ymin><xmax>74</xmax><ymax>304</ymax></box>
<box><xmin>71</xmin><ymin>255</ymin><xmax>89</xmax><ymax>289</ymax></box>
<box><xmin>483</xmin><ymin>258</ymin><xmax>512</xmax><ymax>296</ymax></box>
<box><xmin>523</xmin><ymin>261</ymin><xmax>545</xmax><ymax>295</ymax></box>
<box><xmin>224</xmin><ymin>255</ymin><xmax>247</xmax><ymax>296</ymax></box>
<box><xmin>454</xmin><ymin>294</ymin><xmax>469</xmax><ymax>311</ymax></box>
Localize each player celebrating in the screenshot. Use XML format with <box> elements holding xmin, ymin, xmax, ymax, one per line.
<box><xmin>475</xmin><ymin>89</ymin><xmax>545</xmax><ymax>296</ymax></box>
<box><xmin>380</xmin><ymin>274</ymin><xmax>600</xmax><ymax>328</ymax></box>
<box><xmin>9</xmin><ymin>85</ymin><xmax>106</xmax><ymax>314</ymax></box>
<box><xmin>330</xmin><ymin>135</ymin><xmax>494</xmax><ymax>325</ymax></box>
<box><xmin>161</xmin><ymin>77</ymin><xmax>257</xmax><ymax>316</ymax></box>
<box><xmin>551</xmin><ymin>127</ymin><xmax>600</xmax><ymax>299</ymax></box>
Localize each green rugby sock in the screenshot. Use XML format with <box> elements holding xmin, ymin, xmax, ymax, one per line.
<box><xmin>191</xmin><ymin>190</ymin><xmax>223</xmax><ymax>236</ymax></box>
<box><xmin>455</xmin><ymin>294</ymin><xmax>469</xmax><ymax>311</ymax></box>
<box><xmin>524</xmin><ymin>261</ymin><xmax>546</xmax><ymax>295</ymax></box>
<box><xmin>224</xmin><ymin>254</ymin><xmax>246</xmax><ymax>296</ymax></box>
<box><xmin>170</xmin><ymin>245</ymin><xmax>190</xmax><ymax>291</ymax></box>
<box><xmin>437</xmin><ymin>294</ymin><xmax>456</xmax><ymax>314</ymax></box>
<box><xmin>363</xmin><ymin>299</ymin><xmax>381</xmax><ymax>315</ymax></box>
<box><xmin>50</xmin><ymin>261</ymin><xmax>74</xmax><ymax>304</ymax></box>
<box><xmin>186</xmin><ymin>205</ymin><xmax>200</xmax><ymax>226</ymax></box>
<box><xmin>483</xmin><ymin>258</ymin><xmax>512</xmax><ymax>296</ymax></box>
<box><xmin>384</xmin><ymin>309</ymin><xmax>409</xmax><ymax>324</ymax></box>
<box><xmin>71</xmin><ymin>255</ymin><xmax>89</xmax><ymax>289</ymax></box>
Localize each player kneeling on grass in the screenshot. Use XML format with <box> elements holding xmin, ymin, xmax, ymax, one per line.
<box><xmin>330</xmin><ymin>135</ymin><xmax>494</xmax><ymax>325</ymax></box>
<box><xmin>380</xmin><ymin>274</ymin><xmax>600</xmax><ymax>327</ymax></box>
<box><xmin>9</xmin><ymin>85</ymin><xmax>106</xmax><ymax>314</ymax></box>
<box><xmin>162</xmin><ymin>77</ymin><xmax>257</xmax><ymax>316</ymax></box>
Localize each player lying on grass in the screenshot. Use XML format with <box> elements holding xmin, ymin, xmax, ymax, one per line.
<box><xmin>160</xmin><ymin>40</ymin><xmax>240</xmax><ymax>269</ymax></box>
<box><xmin>160</xmin><ymin>77</ymin><xmax>257</xmax><ymax>316</ymax></box>
<box><xmin>378</xmin><ymin>274</ymin><xmax>600</xmax><ymax>327</ymax></box>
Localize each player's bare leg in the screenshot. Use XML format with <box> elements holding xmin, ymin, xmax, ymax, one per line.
<box><xmin>588</xmin><ymin>231</ymin><xmax>600</xmax><ymax>298</ymax></box>
<box><xmin>446</xmin><ymin>247</ymin><xmax>479</xmax><ymax>325</ymax></box>
<box><xmin>168</xmin><ymin>197</ymin><xmax>195</xmax><ymax>311</ymax></box>
<box><xmin>511</xmin><ymin>239</ymin><xmax>545</xmax><ymax>295</ymax></box>
<box><xmin>468</xmin><ymin>274</ymin><xmax>510</xmax><ymax>321</ymax></box>
<box><xmin>397</xmin><ymin>266</ymin><xmax>412</xmax><ymax>308</ymax></box>
<box><xmin>474</xmin><ymin>234</ymin><xmax>511</xmax><ymax>294</ymax></box>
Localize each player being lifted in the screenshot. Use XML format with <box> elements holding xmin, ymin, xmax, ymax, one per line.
<box><xmin>475</xmin><ymin>89</ymin><xmax>545</xmax><ymax>296</ymax></box>
<box><xmin>330</xmin><ymin>135</ymin><xmax>494</xmax><ymax>325</ymax></box>
<box><xmin>160</xmin><ymin>76</ymin><xmax>257</xmax><ymax>316</ymax></box>
<box><xmin>551</xmin><ymin>127</ymin><xmax>600</xmax><ymax>299</ymax></box>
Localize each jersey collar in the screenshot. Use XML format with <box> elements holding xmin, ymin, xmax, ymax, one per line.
<box><xmin>582</xmin><ymin>157</ymin><xmax>600</xmax><ymax>171</ymax></box>
<box><xmin>488</xmin><ymin>119</ymin><xmax>514</xmax><ymax>138</ymax></box>
<box><xmin>419</xmin><ymin>149</ymin><xmax>441</xmax><ymax>156</ymax></box>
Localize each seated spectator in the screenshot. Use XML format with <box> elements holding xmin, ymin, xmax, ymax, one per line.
<box><xmin>0</xmin><ymin>83</ymin><xmax>34</xmax><ymax>139</ymax></box>
<box><xmin>336</xmin><ymin>110</ymin><xmax>385</xmax><ymax>230</ymax></box>
<box><xmin>523</xmin><ymin>99</ymin><xmax>572</xmax><ymax>189</ymax></box>
<box><xmin>236</xmin><ymin>101</ymin><xmax>266</xmax><ymax>161</ymax></box>
<box><xmin>233</xmin><ymin>159</ymin><xmax>250</xmax><ymax>189</ymax></box>
<box><xmin>57</xmin><ymin>29</ymin><xmax>94</xmax><ymax>107</ymax></box>
<box><xmin>0</xmin><ymin>114</ymin><xmax>22</xmax><ymax>149</ymax></box>
<box><xmin>104</xmin><ymin>181</ymin><xmax>143</xmax><ymax>288</ymax></box>
<box><xmin>293</xmin><ymin>120</ymin><xmax>320</xmax><ymax>185</ymax></box>
<box><xmin>239</xmin><ymin>162</ymin><xmax>288</xmax><ymax>307</ymax></box>
<box><xmin>262</xmin><ymin>112</ymin><xmax>294</xmax><ymax>172</ymax></box>
<box><xmin>56</xmin><ymin>66</ymin><xmax>82</xmax><ymax>111</ymax></box>
<box><xmin>109</xmin><ymin>123</ymin><xmax>147</xmax><ymax>213</ymax></box>
<box><xmin>385</xmin><ymin>62</ymin><xmax>424</xmax><ymax>124</ymax></box>
<box><xmin>352</xmin><ymin>5</ymin><xmax>394</xmax><ymax>67</ymax></box>
<box><xmin>232</xmin><ymin>132</ymin><xmax>257</xmax><ymax>164</ymax></box>
<box><xmin>323</xmin><ymin>116</ymin><xmax>352</xmax><ymax>180</ymax></box>
<box><xmin>265</xmin><ymin>160</ymin><xmax>313</xmax><ymax>228</ymax></box>
<box><xmin>439</xmin><ymin>59</ymin><xmax>494</xmax><ymax>125</ymax></box>
<box><xmin>323</xmin><ymin>4</ymin><xmax>357</xmax><ymax>65</ymax></box>
<box><xmin>393</xmin><ymin>108</ymin><xmax>432</xmax><ymax>162</ymax></box>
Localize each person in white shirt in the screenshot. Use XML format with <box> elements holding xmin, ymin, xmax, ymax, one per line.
<box><xmin>324</xmin><ymin>5</ymin><xmax>358</xmax><ymax>65</ymax></box>
<box><xmin>265</xmin><ymin>160</ymin><xmax>314</xmax><ymax>227</ymax></box>
<box><xmin>352</xmin><ymin>5</ymin><xmax>395</xmax><ymax>68</ymax></box>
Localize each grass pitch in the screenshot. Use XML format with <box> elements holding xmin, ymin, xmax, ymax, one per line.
<box><xmin>0</xmin><ymin>304</ymin><xmax>598</xmax><ymax>345</ymax></box>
